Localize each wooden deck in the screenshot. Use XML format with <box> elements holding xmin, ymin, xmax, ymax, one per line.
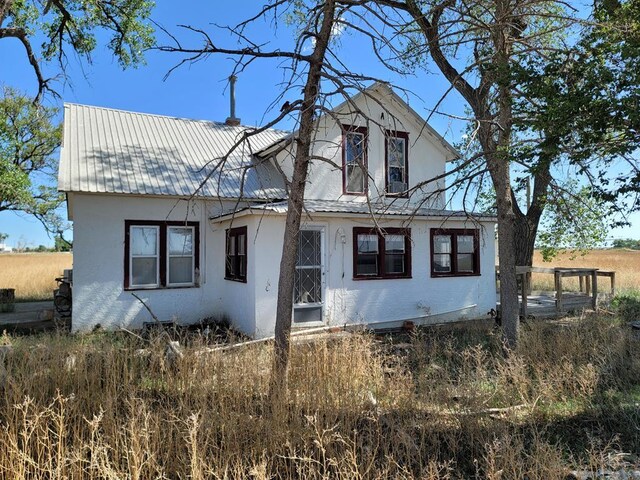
<box><xmin>497</xmin><ymin>266</ymin><xmax>616</xmax><ymax>318</ymax></box>
<box><xmin>509</xmin><ymin>291</ymin><xmax>599</xmax><ymax>318</ymax></box>
<box><xmin>0</xmin><ymin>301</ymin><xmax>69</xmax><ymax>333</ymax></box>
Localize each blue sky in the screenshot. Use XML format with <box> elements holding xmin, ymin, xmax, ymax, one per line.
<box><xmin>1</xmin><ymin>0</ymin><xmax>638</xmax><ymax>247</ymax></box>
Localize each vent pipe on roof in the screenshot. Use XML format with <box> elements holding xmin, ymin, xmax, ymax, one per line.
<box><xmin>225</xmin><ymin>75</ymin><xmax>241</xmax><ymax>126</ymax></box>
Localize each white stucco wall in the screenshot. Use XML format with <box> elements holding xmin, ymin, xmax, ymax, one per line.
<box><xmin>272</xmin><ymin>88</ymin><xmax>450</xmax><ymax>207</ymax></box>
<box><xmin>248</xmin><ymin>212</ymin><xmax>497</xmax><ymax>338</ymax></box>
<box><xmin>70</xmin><ymin>193</ymin><xmax>258</xmax><ymax>334</ymax></box>
<box><xmin>71</xmin><ymin>193</ymin><xmax>496</xmax><ymax>337</ymax></box>
<box><xmin>214</xmin><ymin>216</ymin><xmax>257</xmax><ymax>336</ymax></box>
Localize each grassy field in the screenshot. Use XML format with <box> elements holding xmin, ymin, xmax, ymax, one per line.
<box><xmin>531</xmin><ymin>249</ymin><xmax>640</xmax><ymax>292</ymax></box>
<box><xmin>0</xmin><ymin>253</ymin><xmax>73</xmax><ymax>301</ymax></box>
<box><xmin>0</xmin><ymin>314</ymin><xmax>637</xmax><ymax>478</ymax></box>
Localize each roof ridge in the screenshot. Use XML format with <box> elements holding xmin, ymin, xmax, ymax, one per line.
<box><xmin>64</xmin><ymin>102</ymin><xmax>226</xmax><ymax>124</ymax></box>
<box><xmin>63</xmin><ymin>102</ymin><xmax>291</xmax><ymax>133</ymax></box>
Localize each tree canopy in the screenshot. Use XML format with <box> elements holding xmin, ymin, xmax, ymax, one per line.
<box><xmin>360</xmin><ymin>0</ymin><xmax>639</xmax><ymax>346</ymax></box>
<box><xmin>0</xmin><ymin>0</ymin><xmax>155</xmax><ymax>99</ymax></box>
<box><xmin>0</xmin><ymin>0</ymin><xmax>154</xmax><ymax>237</ymax></box>
<box><xmin>612</xmin><ymin>238</ymin><xmax>640</xmax><ymax>249</ymax></box>
<box><xmin>0</xmin><ymin>87</ymin><xmax>62</xmax><ymax>229</ymax></box>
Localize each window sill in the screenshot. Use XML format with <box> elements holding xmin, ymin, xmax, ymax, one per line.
<box><xmin>125</xmin><ymin>284</ymin><xmax>200</xmax><ymax>291</ymax></box>
<box><xmin>342</xmin><ymin>191</ymin><xmax>367</xmax><ymax>196</ymax></box>
<box><xmin>431</xmin><ymin>273</ymin><xmax>481</xmax><ymax>278</ymax></box>
<box><xmin>385</xmin><ymin>193</ymin><xmax>409</xmax><ymax>198</ymax></box>
<box><xmin>353</xmin><ymin>275</ymin><xmax>412</xmax><ymax>281</ymax></box>
<box><xmin>224</xmin><ymin>277</ymin><xmax>247</xmax><ymax>284</ymax></box>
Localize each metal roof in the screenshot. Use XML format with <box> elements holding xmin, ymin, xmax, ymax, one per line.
<box><xmin>58</xmin><ymin>103</ymin><xmax>288</xmax><ymax>199</ymax></box>
<box><xmin>211</xmin><ymin>199</ymin><xmax>496</xmax><ymax>222</ymax></box>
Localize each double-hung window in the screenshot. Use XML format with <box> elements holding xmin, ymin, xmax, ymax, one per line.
<box><xmin>225</xmin><ymin>226</ymin><xmax>247</xmax><ymax>282</ymax></box>
<box><xmin>431</xmin><ymin>229</ymin><xmax>480</xmax><ymax>277</ymax></box>
<box><xmin>168</xmin><ymin>226</ymin><xmax>195</xmax><ymax>286</ymax></box>
<box><xmin>130</xmin><ymin>226</ymin><xmax>160</xmax><ymax>288</ymax></box>
<box><xmin>385</xmin><ymin>131</ymin><xmax>409</xmax><ymax>196</ymax></box>
<box><xmin>125</xmin><ymin>221</ymin><xmax>199</xmax><ymax>289</ymax></box>
<box><xmin>342</xmin><ymin>125</ymin><xmax>367</xmax><ymax>194</ymax></box>
<box><xmin>353</xmin><ymin>227</ymin><xmax>411</xmax><ymax>279</ymax></box>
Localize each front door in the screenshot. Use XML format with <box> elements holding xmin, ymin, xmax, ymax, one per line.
<box><xmin>293</xmin><ymin>227</ymin><xmax>325</xmax><ymax>324</ymax></box>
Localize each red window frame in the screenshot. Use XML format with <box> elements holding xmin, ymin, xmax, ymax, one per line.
<box><xmin>430</xmin><ymin>228</ymin><xmax>480</xmax><ymax>277</ymax></box>
<box><xmin>124</xmin><ymin>220</ymin><xmax>200</xmax><ymax>290</ymax></box>
<box><xmin>342</xmin><ymin>125</ymin><xmax>368</xmax><ymax>195</ymax></box>
<box><xmin>353</xmin><ymin>227</ymin><xmax>412</xmax><ymax>280</ymax></box>
<box><xmin>385</xmin><ymin>130</ymin><xmax>409</xmax><ymax>197</ymax></box>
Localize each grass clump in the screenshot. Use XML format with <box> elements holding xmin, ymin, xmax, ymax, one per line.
<box><xmin>0</xmin><ymin>315</ymin><xmax>637</xmax><ymax>478</ymax></box>
<box><xmin>611</xmin><ymin>292</ymin><xmax>640</xmax><ymax>322</ymax></box>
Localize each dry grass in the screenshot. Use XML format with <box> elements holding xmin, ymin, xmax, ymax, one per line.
<box><xmin>0</xmin><ymin>253</ymin><xmax>72</xmax><ymax>301</ymax></box>
<box><xmin>532</xmin><ymin>248</ymin><xmax>640</xmax><ymax>292</ymax></box>
<box><xmin>0</xmin><ymin>315</ymin><xmax>638</xmax><ymax>479</ymax></box>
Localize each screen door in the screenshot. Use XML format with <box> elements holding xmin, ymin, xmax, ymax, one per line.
<box><xmin>293</xmin><ymin>228</ymin><xmax>325</xmax><ymax>324</ymax></box>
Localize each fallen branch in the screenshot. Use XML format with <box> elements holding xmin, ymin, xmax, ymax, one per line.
<box><xmin>130</xmin><ymin>293</ymin><xmax>162</xmax><ymax>324</ymax></box>
<box><xmin>119</xmin><ymin>326</ymin><xmax>146</xmax><ymax>342</ymax></box>
<box><xmin>200</xmin><ymin>325</ymin><xmax>347</xmax><ymax>354</ymax></box>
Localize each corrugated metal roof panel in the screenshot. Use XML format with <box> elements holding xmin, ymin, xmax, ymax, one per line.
<box><xmin>59</xmin><ymin>103</ymin><xmax>288</xmax><ymax>199</ymax></box>
<box><xmin>211</xmin><ymin>199</ymin><xmax>497</xmax><ymax>221</ymax></box>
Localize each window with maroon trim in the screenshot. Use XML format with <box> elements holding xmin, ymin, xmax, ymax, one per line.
<box><xmin>342</xmin><ymin>125</ymin><xmax>367</xmax><ymax>194</ymax></box>
<box><xmin>385</xmin><ymin>131</ymin><xmax>409</xmax><ymax>196</ymax></box>
<box><xmin>124</xmin><ymin>221</ymin><xmax>199</xmax><ymax>290</ymax></box>
<box><xmin>430</xmin><ymin>229</ymin><xmax>480</xmax><ymax>277</ymax></box>
<box><xmin>225</xmin><ymin>226</ymin><xmax>247</xmax><ymax>282</ymax></box>
<box><xmin>353</xmin><ymin>227</ymin><xmax>411</xmax><ymax>279</ymax></box>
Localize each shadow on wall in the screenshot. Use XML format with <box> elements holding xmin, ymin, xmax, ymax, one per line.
<box><xmin>84</xmin><ymin>135</ymin><xmax>285</xmax><ymax>200</ymax></box>
<box><xmin>76</xmin><ymin>281</ymin><xmax>216</xmax><ymax>331</ymax></box>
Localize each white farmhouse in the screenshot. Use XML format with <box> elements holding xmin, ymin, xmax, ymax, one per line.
<box><xmin>58</xmin><ymin>83</ymin><xmax>497</xmax><ymax>337</ymax></box>
<box><xmin>0</xmin><ymin>243</ymin><xmax>12</xmax><ymax>253</ymax></box>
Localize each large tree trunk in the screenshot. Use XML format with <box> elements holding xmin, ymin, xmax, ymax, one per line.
<box><xmin>402</xmin><ymin>0</ymin><xmax>526</xmax><ymax>348</ymax></box>
<box><xmin>513</xmin><ymin>213</ymin><xmax>538</xmax><ymax>268</ymax></box>
<box><xmin>269</xmin><ymin>0</ymin><xmax>336</xmax><ymax>403</ymax></box>
<box><xmin>513</xmin><ymin>167</ymin><xmax>552</xmax><ymax>267</ymax></box>
<box><xmin>489</xmin><ymin>157</ymin><xmax>520</xmax><ymax>349</ymax></box>
<box><xmin>488</xmin><ymin>0</ymin><xmax>520</xmax><ymax>349</ymax></box>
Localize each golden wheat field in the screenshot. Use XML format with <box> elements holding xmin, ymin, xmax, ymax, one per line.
<box><xmin>532</xmin><ymin>249</ymin><xmax>640</xmax><ymax>292</ymax></box>
<box><xmin>0</xmin><ymin>253</ymin><xmax>73</xmax><ymax>301</ymax></box>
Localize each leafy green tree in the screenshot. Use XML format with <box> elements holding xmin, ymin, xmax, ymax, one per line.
<box><xmin>0</xmin><ymin>0</ymin><xmax>154</xmax><ymax>231</ymax></box>
<box><xmin>612</xmin><ymin>239</ymin><xmax>640</xmax><ymax>249</ymax></box>
<box><xmin>376</xmin><ymin>0</ymin><xmax>639</xmax><ymax>347</ymax></box>
<box><xmin>0</xmin><ymin>87</ymin><xmax>63</xmax><ymax>231</ymax></box>
<box><xmin>54</xmin><ymin>234</ymin><xmax>71</xmax><ymax>251</ymax></box>
<box><xmin>506</xmin><ymin>0</ymin><xmax>640</xmax><ymax>266</ymax></box>
<box><xmin>449</xmin><ymin>0</ymin><xmax>640</xmax><ymax>270</ymax></box>
<box><xmin>0</xmin><ymin>0</ymin><xmax>155</xmax><ymax>99</ymax></box>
